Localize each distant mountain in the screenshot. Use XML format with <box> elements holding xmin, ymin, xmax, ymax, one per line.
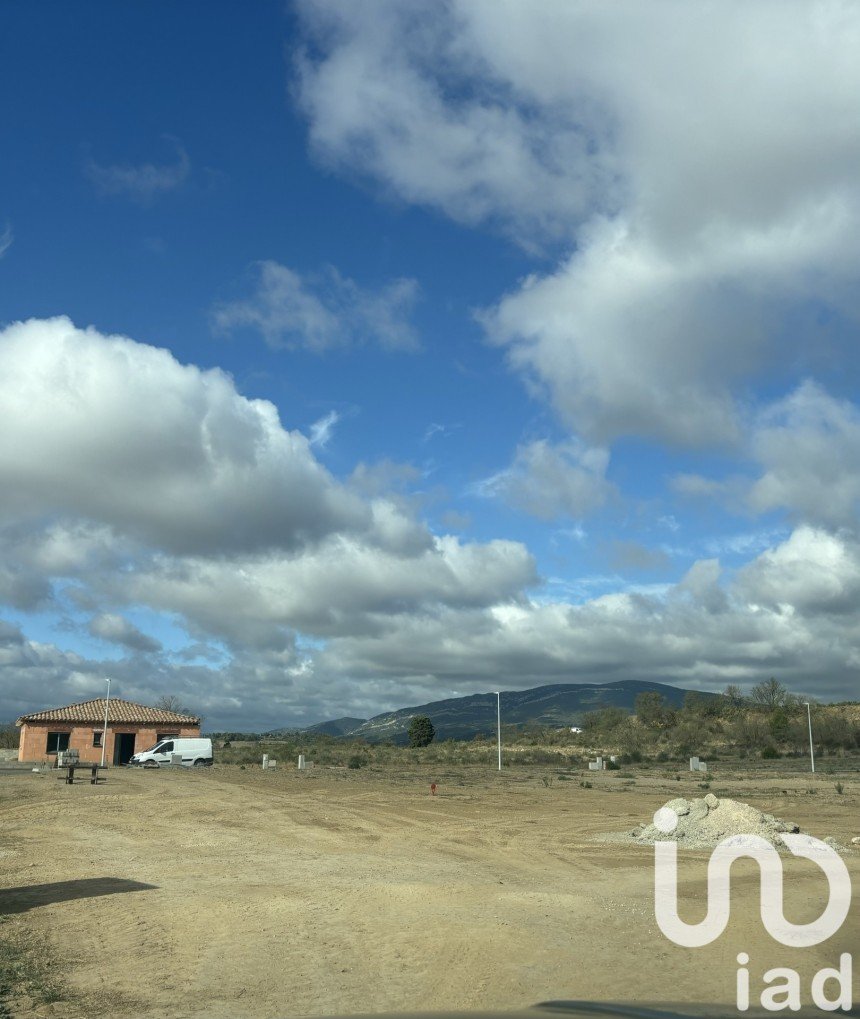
<box><xmin>299</xmin><ymin>679</ymin><xmax>714</xmax><ymax>744</ymax></box>
<box><xmin>267</xmin><ymin>716</ymin><xmax>368</xmax><ymax>738</ymax></box>
<box><xmin>301</xmin><ymin>716</ymin><xmax>368</xmax><ymax>737</ymax></box>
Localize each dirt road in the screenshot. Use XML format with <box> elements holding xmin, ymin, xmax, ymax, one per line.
<box><xmin>1</xmin><ymin>765</ymin><xmax>857</xmax><ymax>1017</ymax></box>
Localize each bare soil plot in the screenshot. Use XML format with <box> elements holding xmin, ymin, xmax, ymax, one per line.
<box><xmin>0</xmin><ymin>764</ymin><xmax>857</xmax><ymax>1018</ymax></box>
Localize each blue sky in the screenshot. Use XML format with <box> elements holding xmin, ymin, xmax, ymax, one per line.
<box><xmin>2</xmin><ymin>1</ymin><xmax>859</xmax><ymax>729</ymax></box>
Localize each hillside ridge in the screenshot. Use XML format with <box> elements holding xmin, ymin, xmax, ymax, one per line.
<box><xmin>271</xmin><ymin>679</ymin><xmax>717</xmax><ymax>743</ymax></box>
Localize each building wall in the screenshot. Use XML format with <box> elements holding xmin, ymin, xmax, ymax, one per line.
<box><xmin>17</xmin><ymin>723</ymin><xmax>201</xmax><ymax>764</ymax></box>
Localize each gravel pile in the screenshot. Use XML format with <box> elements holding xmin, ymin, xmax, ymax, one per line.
<box><xmin>630</xmin><ymin>794</ymin><xmax>801</xmax><ymax>849</ymax></box>
<box><xmin>597</xmin><ymin>793</ymin><xmax>850</xmax><ymax>852</ymax></box>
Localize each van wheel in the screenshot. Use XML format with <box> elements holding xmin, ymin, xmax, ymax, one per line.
<box><xmin>143</xmin><ymin>760</ymin><xmax>159</xmax><ymax>769</ymax></box>
<box><xmin>193</xmin><ymin>759</ymin><xmax>206</xmax><ymax>767</ymax></box>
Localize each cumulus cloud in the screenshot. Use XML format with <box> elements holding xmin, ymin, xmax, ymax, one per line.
<box><xmin>101</xmin><ymin>534</ymin><xmax>536</xmax><ymax>645</ymax></box>
<box><xmin>348</xmin><ymin>459</ymin><xmax>421</xmax><ymax>497</ymax></box>
<box><xmin>3</xmin><ymin>318</ymin><xmax>860</xmax><ymax>721</ymax></box>
<box><xmin>88</xmin><ymin>613</ymin><xmax>162</xmax><ymax>653</ymax></box>
<box><xmin>294</xmin><ymin>1</ymin><xmax>616</xmax><ymax>246</ymax></box>
<box><xmin>83</xmin><ymin>137</ymin><xmax>190</xmax><ymax>201</ymax></box>
<box><xmin>5</xmin><ymin>526</ymin><xmax>860</xmax><ymax>725</ymax></box>
<box><xmin>0</xmin><ymin>317</ymin><xmax>378</xmax><ymax>556</ymax></box>
<box><xmin>670</xmin><ymin>381</ymin><xmax>860</xmax><ymax>530</ymax></box>
<box><xmin>0</xmin><ymin>316</ymin><xmax>536</xmax><ymax>657</ymax></box>
<box><xmin>0</xmin><ymin>620</ymin><xmax>306</xmax><ymax>731</ymax></box>
<box><xmin>315</xmin><ymin>528</ymin><xmax>860</xmax><ymax>705</ymax></box>
<box><xmin>483</xmin><ymin>221</ymin><xmax>764</xmax><ymax>445</ymax></box>
<box><xmin>475</xmin><ymin>439</ymin><xmax>613</xmax><ymax>520</ymax></box>
<box><xmin>295</xmin><ymin>1</ymin><xmax>860</xmax><ymax>444</ymax></box>
<box><xmin>737</xmin><ymin>526</ymin><xmax>860</xmax><ymax>617</ymax></box>
<box><xmin>213</xmin><ymin>261</ymin><xmax>420</xmax><ymax>351</ymax></box>
<box><xmin>749</xmin><ymin>382</ymin><xmax>860</xmax><ymax>528</ymax></box>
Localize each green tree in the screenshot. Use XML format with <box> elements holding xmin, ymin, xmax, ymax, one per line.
<box><xmin>407</xmin><ymin>715</ymin><xmax>435</xmax><ymax>748</ymax></box>
<box><xmin>598</xmin><ymin>706</ymin><xmax>627</xmax><ymax>730</ymax></box>
<box><xmin>682</xmin><ymin>691</ymin><xmax>722</xmax><ymax>718</ymax></box>
<box><xmin>635</xmin><ymin>691</ymin><xmax>667</xmax><ymax>728</ymax></box>
<box><xmin>769</xmin><ymin>708</ymin><xmax>790</xmax><ymax>742</ymax></box>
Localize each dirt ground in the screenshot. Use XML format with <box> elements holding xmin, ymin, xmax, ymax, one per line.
<box><xmin>0</xmin><ymin>763</ymin><xmax>857</xmax><ymax>1018</ymax></box>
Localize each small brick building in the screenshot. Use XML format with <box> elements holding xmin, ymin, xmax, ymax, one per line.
<box><xmin>16</xmin><ymin>698</ymin><xmax>201</xmax><ymax>765</ymax></box>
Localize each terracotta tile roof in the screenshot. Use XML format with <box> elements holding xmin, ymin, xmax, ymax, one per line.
<box><xmin>16</xmin><ymin>698</ymin><xmax>200</xmax><ymax>726</ymax></box>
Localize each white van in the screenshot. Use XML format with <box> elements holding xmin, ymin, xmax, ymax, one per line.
<box><xmin>130</xmin><ymin>738</ymin><xmax>213</xmax><ymax>768</ymax></box>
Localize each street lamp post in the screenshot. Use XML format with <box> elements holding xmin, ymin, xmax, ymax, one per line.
<box><xmin>804</xmin><ymin>701</ymin><xmax>815</xmax><ymax>774</ymax></box>
<box><xmin>100</xmin><ymin>678</ymin><xmax>111</xmax><ymax>768</ymax></box>
<box><xmin>496</xmin><ymin>691</ymin><xmax>502</xmax><ymax>772</ymax></box>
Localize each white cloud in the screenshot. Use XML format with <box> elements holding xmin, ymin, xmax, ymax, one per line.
<box><xmin>0</xmin><ymin>223</ymin><xmax>12</xmax><ymax>258</ymax></box>
<box><xmin>0</xmin><ymin>316</ymin><xmax>537</xmax><ymax>654</ymax></box>
<box><xmin>483</xmin><ymin>219</ymin><xmax>761</xmax><ymax>445</ymax></box>
<box><xmin>83</xmin><ymin>137</ymin><xmax>190</xmax><ymax>201</ymax></box>
<box><xmin>475</xmin><ymin>438</ymin><xmax>613</xmax><ymax>520</ymax></box>
<box><xmin>102</xmin><ymin>534</ymin><xmax>536</xmax><ymax>645</ymax></box>
<box><xmin>4</xmin><ymin>318</ymin><xmax>860</xmax><ymax>719</ymax></box>
<box><xmin>308</xmin><ymin>410</ymin><xmax>340</xmax><ymax>449</ymax></box>
<box><xmin>296</xmin><ymin>1</ymin><xmax>860</xmax><ymax>443</ymax></box>
<box><xmin>88</xmin><ymin>613</ymin><xmax>162</xmax><ymax>653</ymax></box>
<box><xmin>0</xmin><ymin>317</ymin><xmax>379</xmax><ymax>556</ymax></box>
<box><xmin>670</xmin><ymin>381</ymin><xmax>860</xmax><ymax>530</ymax></box>
<box><xmin>749</xmin><ymin>382</ymin><xmax>860</xmax><ymax>528</ymax></box>
<box><xmin>315</xmin><ymin>527</ymin><xmax>860</xmax><ymax>704</ymax></box>
<box><xmin>5</xmin><ymin>525</ymin><xmax>860</xmax><ymax>724</ymax></box>
<box><xmin>213</xmin><ymin>261</ymin><xmax>420</xmax><ymax>351</ymax></box>
<box><xmin>294</xmin><ymin>1</ymin><xmax>616</xmax><ymax>247</ymax></box>
<box><xmin>348</xmin><ymin>459</ymin><xmax>421</xmax><ymax>496</ymax></box>
<box><xmin>737</xmin><ymin>526</ymin><xmax>860</xmax><ymax>616</ymax></box>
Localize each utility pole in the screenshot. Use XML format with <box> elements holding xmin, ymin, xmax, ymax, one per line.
<box><xmin>804</xmin><ymin>701</ymin><xmax>815</xmax><ymax>774</ymax></box>
<box><xmin>100</xmin><ymin>678</ymin><xmax>111</xmax><ymax>768</ymax></box>
<box><xmin>496</xmin><ymin>691</ymin><xmax>502</xmax><ymax>771</ymax></box>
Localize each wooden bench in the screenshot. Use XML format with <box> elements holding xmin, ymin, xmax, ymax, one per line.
<box><xmin>56</xmin><ymin>763</ymin><xmax>106</xmax><ymax>785</ymax></box>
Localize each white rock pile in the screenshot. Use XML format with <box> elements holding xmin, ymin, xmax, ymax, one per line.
<box><xmin>629</xmin><ymin>794</ymin><xmax>803</xmax><ymax>849</ymax></box>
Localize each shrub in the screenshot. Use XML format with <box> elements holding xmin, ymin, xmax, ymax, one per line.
<box><xmin>408</xmin><ymin>715</ymin><xmax>435</xmax><ymax>748</ymax></box>
<box><xmin>347</xmin><ymin>756</ymin><xmax>364</xmax><ymax>770</ymax></box>
<box><xmin>761</xmin><ymin>745</ymin><xmax>780</xmax><ymax>759</ymax></box>
<box><xmin>835</xmin><ymin>781</ymin><xmax>844</xmax><ymax>795</ymax></box>
<box><xmin>580</xmin><ymin>780</ymin><xmax>592</xmax><ymax>789</ymax></box>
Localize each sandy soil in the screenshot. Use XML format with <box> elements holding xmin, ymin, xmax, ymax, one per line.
<box><xmin>0</xmin><ymin>764</ymin><xmax>857</xmax><ymax>1018</ymax></box>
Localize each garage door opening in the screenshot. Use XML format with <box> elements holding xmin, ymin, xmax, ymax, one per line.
<box><xmin>113</xmin><ymin>733</ymin><xmax>136</xmax><ymax>765</ymax></box>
